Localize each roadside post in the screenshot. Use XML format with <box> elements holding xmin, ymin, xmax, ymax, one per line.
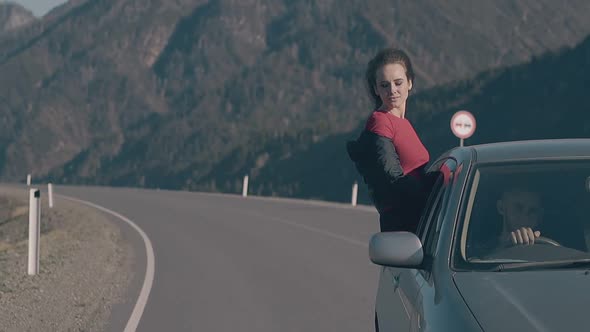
<box><xmin>451</xmin><ymin>110</ymin><xmax>476</xmax><ymax>147</ymax></box>
<box><xmin>28</xmin><ymin>189</ymin><xmax>41</xmax><ymax>275</ymax></box>
<box><xmin>351</xmin><ymin>182</ymin><xmax>358</xmax><ymax>207</ymax></box>
<box><xmin>48</xmin><ymin>183</ymin><xmax>54</xmax><ymax>208</ymax></box>
<box><xmin>242</xmin><ymin>175</ymin><xmax>249</xmax><ymax>197</ymax></box>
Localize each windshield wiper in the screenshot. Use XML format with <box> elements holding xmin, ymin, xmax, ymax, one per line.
<box><xmin>493</xmin><ymin>258</ymin><xmax>590</xmax><ymax>272</ymax></box>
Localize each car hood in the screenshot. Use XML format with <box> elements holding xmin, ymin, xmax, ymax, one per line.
<box><xmin>453</xmin><ymin>270</ymin><xmax>590</xmax><ymax>332</ymax></box>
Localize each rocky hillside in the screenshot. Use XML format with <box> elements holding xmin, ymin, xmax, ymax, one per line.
<box><xmin>0</xmin><ymin>0</ymin><xmax>589</xmax><ymax>201</ymax></box>
<box><xmin>0</xmin><ymin>2</ymin><xmax>36</xmax><ymax>33</ymax></box>
<box><xmin>252</xmin><ymin>34</ymin><xmax>590</xmax><ymax>203</ymax></box>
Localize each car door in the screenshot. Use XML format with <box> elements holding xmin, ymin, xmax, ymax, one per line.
<box><xmin>375</xmin><ymin>160</ymin><xmax>453</xmax><ymax>331</ymax></box>
<box><xmin>374</xmin><ymin>265</ymin><xmax>413</xmax><ymax>331</ymax></box>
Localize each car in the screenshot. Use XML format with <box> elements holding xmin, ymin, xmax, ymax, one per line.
<box><xmin>369</xmin><ymin>139</ymin><xmax>590</xmax><ymax>331</ymax></box>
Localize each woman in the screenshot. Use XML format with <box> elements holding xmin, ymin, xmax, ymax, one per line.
<box><xmin>347</xmin><ymin>48</ymin><xmax>432</xmax><ymax>233</ymax></box>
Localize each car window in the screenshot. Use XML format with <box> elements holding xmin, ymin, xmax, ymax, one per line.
<box><xmin>416</xmin><ymin>174</ymin><xmax>443</xmax><ymax>240</ymax></box>
<box><xmin>424</xmin><ymin>171</ymin><xmax>455</xmax><ymax>256</ymax></box>
<box><xmin>422</xmin><ymin>185</ymin><xmax>445</xmax><ymax>255</ymax></box>
<box><xmin>417</xmin><ymin>160</ymin><xmax>456</xmax><ymax>256</ymax></box>
<box><xmin>457</xmin><ymin>159</ymin><xmax>590</xmax><ymax>269</ymax></box>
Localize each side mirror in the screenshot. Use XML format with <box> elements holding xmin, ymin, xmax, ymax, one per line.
<box><xmin>369</xmin><ymin>232</ymin><xmax>424</xmax><ymax>268</ymax></box>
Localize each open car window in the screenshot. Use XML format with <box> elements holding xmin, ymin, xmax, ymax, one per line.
<box><xmin>417</xmin><ymin>159</ymin><xmax>457</xmax><ymax>257</ymax></box>
<box><xmin>456</xmin><ymin>159</ymin><xmax>590</xmax><ymax>270</ymax></box>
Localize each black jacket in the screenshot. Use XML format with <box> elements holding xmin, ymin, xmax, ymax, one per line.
<box><xmin>346</xmin><ymin>130</ymin><xmax>432</xmax><ymax>213</ymax></box>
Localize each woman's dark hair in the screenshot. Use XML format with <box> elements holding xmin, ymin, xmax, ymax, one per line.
<box><xmin>365</xmin><ymin>48</ymin><xmax>415</xmax><ymax>109</ymax></box>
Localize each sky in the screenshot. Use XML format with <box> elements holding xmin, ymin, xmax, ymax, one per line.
<box><xmin>2</xmin><ymin>0</ymin><xmax>67</xmax><ymax>17</ymax></box>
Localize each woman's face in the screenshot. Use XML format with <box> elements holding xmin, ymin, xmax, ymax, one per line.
<box><xmin>373</xmin><ymin>63</ymin><xmax>413</xmax><ymax>111</ymax></box>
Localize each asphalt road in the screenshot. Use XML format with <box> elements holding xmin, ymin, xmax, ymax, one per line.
<box><xmin>55</xmin><ymin>185</ymin><xmax>381</xmax><ymax>331</ymax></box>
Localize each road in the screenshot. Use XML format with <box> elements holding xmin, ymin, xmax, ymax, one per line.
<box><xmin>55</xmin><ymin>185</ymin><xmax>380</xmax><ymax>331</ymax></box>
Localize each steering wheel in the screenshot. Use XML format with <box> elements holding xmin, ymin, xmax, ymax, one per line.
<box><xmin>534</xmin><ymin>236</ymin><xmax>561</xmax><ymax>246</ymax></box>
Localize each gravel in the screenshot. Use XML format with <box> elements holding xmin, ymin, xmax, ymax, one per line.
<box><xmin>0</xmin><ymin>187</ymin><xmax>134</xmax><ymax>331</ymax></box>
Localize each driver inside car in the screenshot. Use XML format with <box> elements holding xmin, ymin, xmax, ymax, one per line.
<box><xmin>496</xmin><ymin>187</ymin><xmax>544</xmax><ymax>246</ymax></box>
<box><xmin>468</xmin><ymin>186</ymin><xmax>547</xmax><ymax>258</ymax></box>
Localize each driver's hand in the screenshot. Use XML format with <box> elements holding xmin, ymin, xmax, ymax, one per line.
<box><xmin>510</xmin><ymin>227</ymin><xmax>541</xmax><ymax>245</ymax></box>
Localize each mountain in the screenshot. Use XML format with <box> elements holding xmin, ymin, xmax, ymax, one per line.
<box><xmin>0</xmin><ymin>2</ymin><xmax>36</xmax><ymax>33</ymax></box>
<box><xmin>252</xmin><ymin>34</ymin><xmax>590</xmax><ymax>204</ymax></box>
<box><xmin>0</xmin><ymin>0</ymin><xmax>589</xmax><ymax>200</ymax></box>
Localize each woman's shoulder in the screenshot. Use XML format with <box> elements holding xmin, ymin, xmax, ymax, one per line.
<box><xmin>367</xmin><ymin>110</ymin><xmax>388</xmax><ymax>119</ymax></box>
<box><xmin>366</xmin><ymin>110</ymin><xmax>393</xmax><ymax>126</ymax></box>
<box><xmin>365</xmin><ymin>111</ymin><xmax>395</xmax><ymax>138</ymax></box>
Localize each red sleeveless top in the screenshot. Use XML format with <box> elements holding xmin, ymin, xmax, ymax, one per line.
<box><xmin>365</xmin><ymin>110</ymin><xmax>429</xmax><ymax>175</ymax></box>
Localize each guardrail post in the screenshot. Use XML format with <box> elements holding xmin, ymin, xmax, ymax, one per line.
<box><xmin>27</xmin><ymin>174</ymin><xmax>31</xmax><ymax>186</ymax></box>
<box><xmin>351</xmin><ymin>182</ymin><xmax>358</xmax><ymax>207</ymax></box>
<box><xmin>28</xmin><ymin>189</ymin><xmax>41</xmax><ymax>275</ymax></box>
<box><xmin>242</xmin><ymin>175</ymin><xmax>249</xmax><ymax>197</ymax></box>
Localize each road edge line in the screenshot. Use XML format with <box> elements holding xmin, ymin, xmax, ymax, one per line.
<box><xmin>57</xmin><ymin>194</ymin><xmax>155</xmax><ymax>332</ymax></box>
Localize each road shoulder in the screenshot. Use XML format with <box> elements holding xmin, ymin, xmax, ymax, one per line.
<box><xmin>0</xmin><ymin>186</ymin><xmax>135</xmax><ymax>331</ymax></box>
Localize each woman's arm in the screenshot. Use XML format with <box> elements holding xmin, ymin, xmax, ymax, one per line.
<box><xmin>368</xmin><ymin>132</ymin><xmax>426</xmax><ymax>194</ymax></box>
<box><xmin>372</xmin><ymin>133</ymin><xmax>404</xmax><ymax>180</ymax></box>
<box><xmin>348</xmin><ymin>131</ymin><xmax>425</xmax><ymax>192</ymax></box>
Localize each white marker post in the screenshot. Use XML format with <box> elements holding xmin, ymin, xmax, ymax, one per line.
<box><xmin>242</xmin><ymin>175</ymin><xmax>249</xmax><ymax>197</ymax></box>
<box><xmin>48</xmin><ymin>183</ymin><xmax>54</xmax><ymax>208</ymax></box>
<box><xmin>351</xmin><ymin>182</ymin><xmax>358</xmax><ymax>207</ymax></box>
<box><xmin>26</xmin><ymin>174</ymin><xmax>31</xmax><ymax>186</ymax></box>
<box><xmin>28</xmin><ymin>189</ymin><xmax>41</xmax><ymax>276</ymax></box>
<box><xmin>451</xmin><ymin>110</ymin><xmax>476</xmax><ymax>147</ymax></box>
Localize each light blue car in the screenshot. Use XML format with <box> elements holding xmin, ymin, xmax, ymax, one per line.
<box><xmin>370</xmin><ymin>139</ymin><xmax>590</xmax><ymax>331</ymax></box>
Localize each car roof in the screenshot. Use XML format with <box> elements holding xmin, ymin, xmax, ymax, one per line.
<box><xmin>465</xmin><ymin>139</ymin><xmax>590</xmax><ymax>163</ymax></box>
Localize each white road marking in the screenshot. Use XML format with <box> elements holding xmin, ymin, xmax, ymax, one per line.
<box><xmin>57</xmin><ymin>194</ymin><xmax>155</xmax><ymax>332</ymax></box>
<box><xmin>245</xmin><ymin>210</ymin><xmax>369</xmax><ymax>248</ymax></box>
<box><xmin>185</xmin><ymin>190</ymin><xmax>377</xmax><ymax>212</ymax></box>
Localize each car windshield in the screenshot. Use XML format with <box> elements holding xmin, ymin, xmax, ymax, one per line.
<box><xmin>458</xmin><ymin>159</ymin><xmax>590</xmax><ymax>269</ymax></box>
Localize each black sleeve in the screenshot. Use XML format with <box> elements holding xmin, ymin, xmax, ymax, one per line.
<box><xmin>346</xmin><ymin>139</ymin><xmax>364</xmax><ymax>162</ymax></box>
<box><xmin>348</xmin><ymin>131</ymin><xmax>427</xmax><ymax>197</ymax></box>
<box><xmin>370</xmin><ymin>132</ymin><xmax>425</xmax><ymax>195</ymax></box>
<box><xmin>373</xmin><ymin>134</ymin><xmax>404</xmax><ymax>180</ymax></box>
